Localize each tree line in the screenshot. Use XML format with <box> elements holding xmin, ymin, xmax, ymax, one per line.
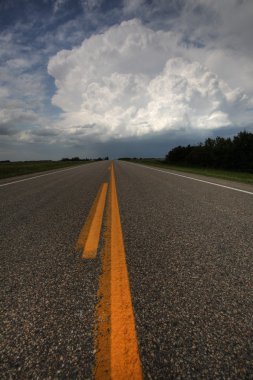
<box><xmin>61</xmin><ymin>156</ymin><xmax>109</xmax><ymax>162</ymax></box>
<box><xmin>165</xmin><ymin>131</ymin><xmax>253</xmax><ymax>172</ymax></box>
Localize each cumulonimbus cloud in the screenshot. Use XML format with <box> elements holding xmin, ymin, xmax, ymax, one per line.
<box><xmin>48</xmin><ymin>19</ymin><xmax>252</xmax><ymax>141</ymax></box>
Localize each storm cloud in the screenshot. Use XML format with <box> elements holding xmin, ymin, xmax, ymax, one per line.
<box><xmin>0</xmin><ymin>0</ymin><xmax>252</xmax><ymax>160</ymax></box>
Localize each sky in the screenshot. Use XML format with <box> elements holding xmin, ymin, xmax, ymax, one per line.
<box><xmin>0</xmin><ymin>0</ymin><xmax>253</xmax><ymax>160</ymax></box>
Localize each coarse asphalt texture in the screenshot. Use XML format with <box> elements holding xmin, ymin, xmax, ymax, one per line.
<box><xmin>1</xmin><ymin>160</ymin><xmax>253</xmax><ymax>379</ymax></box>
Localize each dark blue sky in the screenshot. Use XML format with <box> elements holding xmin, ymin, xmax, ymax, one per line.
<box><xmin>0</xmin><ymin>0</ymin><xmax>252</xmax><ymax>160</ymax></box>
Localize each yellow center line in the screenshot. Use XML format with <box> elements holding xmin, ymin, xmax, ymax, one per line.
<box><xmin>95</xmin><ymin>163</ymin><xmax>143</xmax><ymax>379</ymax></box>
<box><xmin>76</xmin><ymin>182</ymin><xmax>108</xmax><ymax>259</ymax></box>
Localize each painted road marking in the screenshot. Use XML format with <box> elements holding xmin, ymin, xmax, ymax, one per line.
<box><xmin>0</xmin><ymin>164</ymin><xmax>88</xmax><ymax>188</ymax></box>
<box><xmin>77</xmin><ymin>183</ymin><xmax>108</xmax><ymax>259</ymax></box>
<box><xmin>109</xmin><ymin>164</ymin><xmax>143</xmax><ymax>379</ymax></box>
<box><xmin>129</xmin><ymin>162</ymin><xmax>253</xmax><ymax>196</ymax></box>
<box><xmin>94</xmin><ymin>163</ymin><xmax>142</xmax><ymax>380</ymax></box>
<box><xmin>76</xmin><ymin>163</ymin><xmax>142</xmax><ymax>378</ymax></box>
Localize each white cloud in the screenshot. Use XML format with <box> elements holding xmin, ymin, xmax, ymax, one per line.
<box><xmin>177</xmin><ymin>0</ymin><xmax>253</xmax><ymax>93</ymax></box>
<box><xmin>1</xmin><ymin>0</ymin><xmax>253</xmax><ymax>159</ymax></box>
<box><xmin>53</xmin><ymin>0</ymin><xmax>67</xmax><ymax>13</ymax></box>
<box><xmin>81</xmin><ymin>0</ymin><xmax>103</xmax><ymax>11</ymax></box>
<box><xmin>48</xmin><ymin>19</ymin><xmax>252</xmax><ymax>141</ymax></box>
<box><xmin>123</xmin><ymin>0</ymin><xmax>145</xmax><ymax>14</ymax></box>
<box><xmin>0</xmin><ymin>64</ymin><xmax>48</xmax><ymax>133</ymax></box>
<box><xmin>0</xmin><ymin>26</ymin><xmax>57</xmax><ymax>142</ymax></box>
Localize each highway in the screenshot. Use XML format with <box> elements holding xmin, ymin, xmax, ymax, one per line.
<box><xmin>1</xmin><ymin>160</ymin><xmax>253</xmax><ymax>379</ymax></box>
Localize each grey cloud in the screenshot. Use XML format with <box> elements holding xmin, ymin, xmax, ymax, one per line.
<box><xmin>79</xmin><ymin>124</ymin><xmax>253</xmax><ymax>159</ymax></box>
<box><xmin>1</xmin><ymin>0</ymin><xmax>253</xmax><ymax>161</ymax></box>
<box><xmin>2</xmin><ymin>124</ymin><xmax>252</xmax><ymax>162</ymax></box>
<box><xmin>0</xmin><ymin>123</ymin><xmax>18</xmax><ymax>136</ymax></box>
<box><xmin>32</xmin><ymin>128</ymin><xmax>60</xmax><ymax>137</ymax></box>
<box><xmin>71</xmin><ymin>124</ymin><xmax>96</xmax><ymax>130</ymax></box>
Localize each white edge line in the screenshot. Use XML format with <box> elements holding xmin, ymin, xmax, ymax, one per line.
<box><xmin>0</xmin><ymin>164</ymin><xmax>87</xmax><ymax>188</ymax></box>
<box><xmin>127</xmin><ymin>162</ymin><xmax>253</xmax><ymax>196</ymax></box>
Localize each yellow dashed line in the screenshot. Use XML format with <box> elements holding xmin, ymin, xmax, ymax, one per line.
<box><xmin>76</xmin><ymin>163</ymin><xmax>142</xmax><ymax>379</ymax></box>
<box><xmin>95</xmin><ymin>164</ymin><xmax>142</xmax><ymax>379</ymax></box>
<box><xmin>77</xmin><ymin>183</ymin><xmax>108</xmax><ymax>258</ymax></box>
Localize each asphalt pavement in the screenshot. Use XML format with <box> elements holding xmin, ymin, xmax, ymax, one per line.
<box><xmin>1</xmin><ymin>160</ymin><xmax>253</xmax><ymax>379</ymax></box>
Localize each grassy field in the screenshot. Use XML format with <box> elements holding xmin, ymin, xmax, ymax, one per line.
<box><xmin>126</xmin><ymin>159</ymin><xmax>253</xmax><ymax>185</ymax></box>
<box><xmin>0</xmin><ymin>161</ymin><xmax>89</xmax><ymax>180</ymax></box>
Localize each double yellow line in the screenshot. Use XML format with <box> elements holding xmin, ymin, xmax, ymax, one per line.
<box><xmin>77</xmin><ymin>163</ymin><xmax>142</xmax><ymax>380</ymax></box>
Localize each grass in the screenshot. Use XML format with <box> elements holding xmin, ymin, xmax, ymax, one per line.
<box><xmin>0</xmin><ymin>161</ymin><xmax>89</xmax><ymax>180</ymax></box>
<box><xmin>125</xmin><ymin>159</ymin><xmax>253</xmax><ymax>185</ymax></box>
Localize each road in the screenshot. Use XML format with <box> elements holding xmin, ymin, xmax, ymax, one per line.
<box><xmin>1</xmin><ymin>160</ymin><xmax>253</xmax><ymax>379</ymax></box>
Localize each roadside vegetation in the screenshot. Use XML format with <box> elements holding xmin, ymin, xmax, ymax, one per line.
<box><xmin>119</xmin><ymin>131</ymin><xmax>253</xmax><ymax>185</ymax></box>
<box><xmin>0</xmin><ymin>157</ymin><xmax>109</xmax><ymax>179</ymax></box>
<box><xmin>165</xmin><ymin>131</ymin><xmax>253</xmax><ymax>172</ymax></box>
